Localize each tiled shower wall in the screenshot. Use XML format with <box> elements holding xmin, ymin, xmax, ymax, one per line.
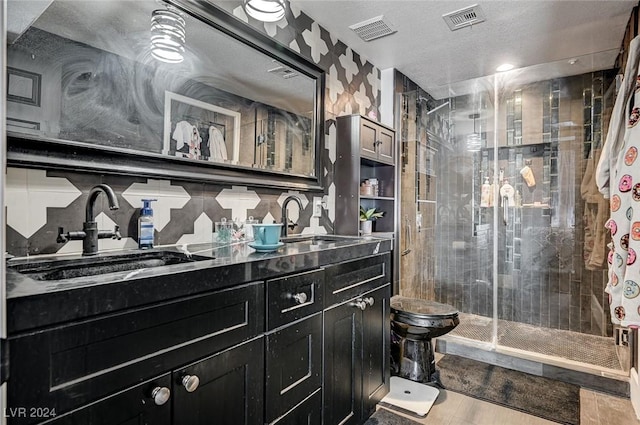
<box><xmin>427</xmin><ymin>71</ymin><xmax>613</xmax><ymax>337</ymax></box>
<box><xmin>5</xmin><ymin>1</ymin><xmax>381</xmax><ymax>257</ymax></box>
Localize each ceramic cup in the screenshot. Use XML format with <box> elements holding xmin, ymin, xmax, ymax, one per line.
<box><xmin>252</xmin><ymin>223</ymin><xmax>283</xmax><ymax>246</ymax></box>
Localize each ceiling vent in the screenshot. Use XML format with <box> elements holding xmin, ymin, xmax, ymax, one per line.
<box><xmin>349</xmin><ymin>15</ymin><xmax>397</xmax><ymax>42</ymax></box>
<box><xmin>268</xmin><ymin>61</ymin><xmax>298</xmax><ymax>79</ymax></box>
<box><xmin>442</xmin><ymin>4</ymin><xmax>486</xmax><ymax>31</ymax></box>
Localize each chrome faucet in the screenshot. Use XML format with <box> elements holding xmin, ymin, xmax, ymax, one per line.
<box><xmin>57</xmin><ymin>184</ymin><xmax>122</xmax><ymax>256</ymax></box>
<box><xmin>281</xmin><ymin>195</ymin><xmax>303</xmax><ymax>238</ymax></box>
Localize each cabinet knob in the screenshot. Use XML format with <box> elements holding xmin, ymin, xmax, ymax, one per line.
<box><xmin>364</xmin><ymin>297</ymin><xmax>375</xmax><ymax>307</ymax></box>
<box><xmin>181</xmin><ymin>374</ymin><xmax>200</xmax><ymax>392</ymax></box>
<box><xmin>351</xmin><ymin>299</ymin><xmax>367</xmax><ymax>310</ymax></box>
<box><xmin>151</xmin><ymin>386</ymin><xmax>171</xmax><ymax>406</ymax></box>
<box><xmin>292</xmin><ymin>292</ymin><xmax>308</xmax><ymax>304</ymax></box>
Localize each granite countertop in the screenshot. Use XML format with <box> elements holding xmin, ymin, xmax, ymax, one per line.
<box><xmin>6</xmin><ymin>234</ymin><xmax>392</xmax><ymax>334</ymax></box>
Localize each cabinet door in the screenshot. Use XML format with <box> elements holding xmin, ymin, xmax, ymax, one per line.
<box><xmin>361</xmin><ymin>285</ymin><xmax>391</xmax><ymax>418</ymax></box>
<box><xmin>376</xmin><ymin>127</ymin><xmax>395</xmax><ymax>164</ymax></box>
<box><xmin>265</xmin><ymin>314</ymin><xmax>322</xmax><ymax>423</ymax></box>
<box><xmin>172</xmin><ymin>337</ymin><xmax>264</xmax><ymax>425</ymax></box>
<box><xmin>360</xmin><ymin>120</ymin><xmax>378</xmax><ymax>161</ymax></box>
<box><xmin>323</xmin><ymin>302</ymin><xmax>362</xmax><ymax>425</ymax></box>
<box><xmin>270</xmin><ymin>389</ymin><xmax>322</xmax><ymax>425</ymax></box>
<box><xmin>8</xmin><ymin>282</ymin><xmax>263</xmax><ymax>418</ymax></box>
<box><xmin>41</xmin><ymin>375</ymin><xmax>171</xmax><ymax>425</ymax></box>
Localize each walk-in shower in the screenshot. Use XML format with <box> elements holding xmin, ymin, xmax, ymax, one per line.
<box><xmin>397</xmin><ymin>67</ymin><xmax>630</xmax><ymax>392</ymax></box>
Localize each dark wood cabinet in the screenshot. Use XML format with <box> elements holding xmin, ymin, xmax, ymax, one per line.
<box><xmin>44</xmin><ymin>375</ymin><xmax>171</xmax><ymax>425</ymax></box>
<box><xmin>335</xmin><ymin>114</ymin><xmax>397</xmax><ymax>240</ymax></box>
<box><xmin>7</xmin><ymin>282</ymin><xmax>264</xmax><ymax>424</ymax></box>
<box><xmin>323</xmin><ymin>254</ymin><xmax>391</xmax><ymax>425</ymax></box>
<box><xmin>265</xmin><ymin>314</ymin><xmax>322</xmax><ymax>423</ymax></box>
<box><xmin>172</xmin><ymin>337</ymin><xmax>264</xmax><ymax>425</ymax></box>
<box><xmin>359</xmin><ymin>118</ymin><xmax>395</xmax><ymax>165</ymax></box>
<box><xmin>270</xmin><ymin>390</ymin><xmax>322</xmax><ymax>425</ymax></box>
<box><xmin>7</xmin><ymin>252</ymin><xmax>390</xmax><ymax>425</ymax></box>
<box><xmin>265</xmin><ymin>269</ymin><xmax>324</xmax><ymax>425</ymax></box>
<box><xmin>323</xmin><ymin>298</ymin><xmax>362</xmax><ymax>425</ymax></box>
<box><xmin>361</xmin><ymin>285</ymin><xmax>391</xmax><ymax>417</ymax></box>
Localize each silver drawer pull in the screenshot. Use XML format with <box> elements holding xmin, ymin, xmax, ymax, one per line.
<box><xmin>181</xmin><ymin>374</ymin><xmax>200</xmax><ymax>392</ymax></box>
<box><xmin>151</xmin><ymin>386</ymin><xmax>171</xmax><ymax>405</ymax></box>
<box><xmin>292</xmin><ymin>292</ymin><xmax>308</xmax><ymax>304</ymax></box>
<box><xmin>351</xmin><ymin>297</ymin><xmax>374</xmax><ymax>310</ymax></box>
<box><xmin>351</xmin><ymin>299</ymin><xmax>367</xmax><ymax>310</ymax></box>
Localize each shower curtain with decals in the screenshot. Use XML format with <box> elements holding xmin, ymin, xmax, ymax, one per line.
<box><xmin>597</xmin><ymin>35</ymin><xmax>640</xmax><ymax>326</ymax></box>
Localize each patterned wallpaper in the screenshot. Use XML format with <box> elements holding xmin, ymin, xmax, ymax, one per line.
<box><xmin>5</xmin><ymin>0</ymin><xmax>382</xmax><ymax>257</ymax></box>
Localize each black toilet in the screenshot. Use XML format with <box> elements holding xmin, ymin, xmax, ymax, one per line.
<box><xmin>390</xmin><ymin>296</ymin><xmax>459</xmax><ymax>387</ymax></box>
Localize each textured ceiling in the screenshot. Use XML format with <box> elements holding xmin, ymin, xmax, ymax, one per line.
<box><xmin>292</xmin><ymin>0</ymin><xmax>637</xmax><ymax>99</ymax></box>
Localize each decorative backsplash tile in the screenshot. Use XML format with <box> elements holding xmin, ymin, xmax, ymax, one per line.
<box><xmin>215</xmin><ymin>186</ymin><xmax>262</xmax><ymax>222</ymax></box>
<box><xmin>5</xmin><ymin>0</ymin><xmax>381</xmax><ymax>257</ymax></box>
<box><xmin>6</xmin><ymin>168</ymin><xmax>81</xmax><ymax>239</ymax></box>
<box><xmin>122</xmin><ymin>179</ymin><xmax>192</xmax><ymax>232</ymax></box>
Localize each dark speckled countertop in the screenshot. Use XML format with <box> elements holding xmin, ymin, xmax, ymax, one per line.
<box><xmin>6</xmin><ymin>235</ymin><xmax>392</xmax><ymax>334</ymax></box>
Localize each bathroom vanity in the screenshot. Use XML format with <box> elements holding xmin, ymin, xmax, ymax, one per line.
<box><xmin>4</xmin><ymin>236</ymin><xmax>391</xmax><ymax>425</ymax></box>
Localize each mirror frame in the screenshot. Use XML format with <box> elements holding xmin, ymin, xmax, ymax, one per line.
<box><xmin>6</xmin><ymin>0</ymin><xmax>326</xmax><ymax>191</ymax></box>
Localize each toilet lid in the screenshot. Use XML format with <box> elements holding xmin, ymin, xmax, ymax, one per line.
<box><xmin>390</xmin><ymin>296</ymin><xmax>458</xmax><ymax>320</ymax></box>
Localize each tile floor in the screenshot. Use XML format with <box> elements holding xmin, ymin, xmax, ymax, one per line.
<box><xmin>378</xmin><ymin>388</ymin><xmax>640</xmax><ymax>425</ymax></box>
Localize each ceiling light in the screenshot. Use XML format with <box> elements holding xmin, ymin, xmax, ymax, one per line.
<box><xmin>466</xmin><ymin>113</ymin><xmax>482</xmax><ymax>151</ymax></box>
<box><xmin>151</xmin><ymin>6</ymin><xmax>186</xmax><ymax>63</ymax></box>
<box><xmin>243</xmin><ymin>0</ymin><xmax>286</xmax><ymax>22</ymax></box>
<box><xmin>496</xmin><ymin>63</ymin><xmax>514</xmax><ymax>72</ymax></box>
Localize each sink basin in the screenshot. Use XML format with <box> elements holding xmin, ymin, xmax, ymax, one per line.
<box><xmin>7</xmin><ymin>250</ymin><xmax>212</xmax><ymax>281</ymax></box>
<box><xmin>280</xmin><ymin>235</ymin><xmax>357</xmax><ymax>244</ymax></box>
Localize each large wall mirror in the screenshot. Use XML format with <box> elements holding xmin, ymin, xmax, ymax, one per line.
<box><xmin>5</xmin><ymin>0</ymin><xmax>325</xmax><ymax>190</ymax></box>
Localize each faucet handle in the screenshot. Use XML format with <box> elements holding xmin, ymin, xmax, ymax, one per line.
<box><xmin>113</xmin><ymin>225</ymin><xmax>122</xmax><ymax>240</ymax></box>
<box><xmin>56</xmin><ymin>227</ymin><xmax>68</xmax><ymax>243</ymax></box>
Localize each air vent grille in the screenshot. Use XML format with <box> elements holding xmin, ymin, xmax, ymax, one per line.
<box><xmin>349</xmin><ymin>15</ymin><xmax>396</xmax><ymax>42</ymax></box>
<box><xmin>267</xmin><ymin>61</ymin><xmax>298</xmax><ymax>79</ymax></box>
<box><xmin>442</xmin><ymin>4</ymin><xmax>486</xmax><ymax>31</ymax></box>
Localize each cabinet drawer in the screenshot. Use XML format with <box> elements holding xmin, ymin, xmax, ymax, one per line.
<box><xmin>8</xmin><ymin>282</ymin><xmax>264</xmax><ymax>421</ymax></box>
<box><xmin>265</xmin><ymin>314</ymin><xmax>322</xmax><ymax>423</ymax></box>
<box><xmin>37</xmin><ymin>374</ymin><xmax>171</xmax><ymax>425</ymax></box>
<box><xmin>271</xmin><ymin>389</ymin><xmax>322</xmax><ymax>425</ymax></box>
<box><xmin>266</xmin><ymin>269</ymin><xmax>324</xmax><ymax>330</ymax></box>
<box><xmin>324</xmin><ymin>254</ymin><xmax>390</xmax><ymax>307</ymax></box>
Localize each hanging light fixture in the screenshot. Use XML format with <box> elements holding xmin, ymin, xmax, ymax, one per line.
<box><xmin>150</xmin><ymin>6</ymin><xmax>186</xmax><ymax>63</ymax></box>
<box><xmin>243</xmin><ymin>0</ymin><xmax>286</xmax><ymax>22</ymax></box>
<box><xmin>466</xmin><ymin>113</ymin><xmax>482</xmax><ymax>151</ymax></box>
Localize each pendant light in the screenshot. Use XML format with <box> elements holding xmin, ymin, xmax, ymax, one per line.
<box><xmin>243</xmin><ymin>0</ymin><xmax>286</xmax><ymax>22</ymax></box>
<box><xmin>466</xmin><ymin>113</ymin><xmax>482</xmax><ymax>151</ymax></box>
<box><xmin>151</xmin><ymin>6</ymin><xmax>186</xmax><ymax>63</ymax></box>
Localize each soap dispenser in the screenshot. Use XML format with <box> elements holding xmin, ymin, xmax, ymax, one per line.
<box><xmin>138</xmin><ymin>199</ymin><xmax>157</xmax><ymax>249</ymax></box>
